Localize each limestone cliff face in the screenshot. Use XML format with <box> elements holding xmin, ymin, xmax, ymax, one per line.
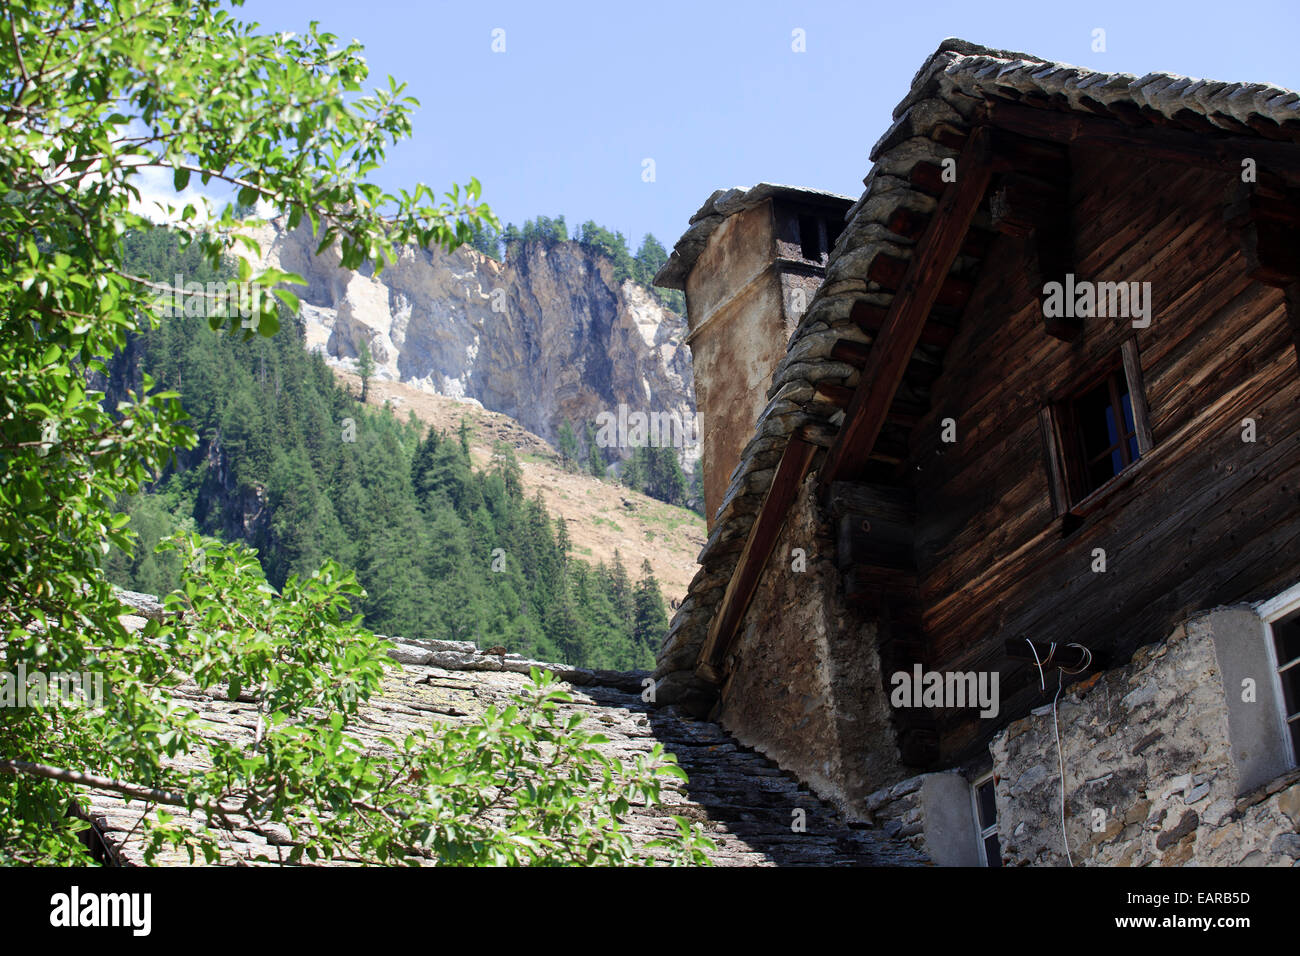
<box><xmin>249</xmin><ymin>218</ymin><xmax>694</xmax><ymax>451</ymax></box>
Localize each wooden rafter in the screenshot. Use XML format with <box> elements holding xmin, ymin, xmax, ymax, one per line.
<box><xmin>817</xmin><ymin>126</ymin><xmax>997</xmax><ymax>493</ymax></box>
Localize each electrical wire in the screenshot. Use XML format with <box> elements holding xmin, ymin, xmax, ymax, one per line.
<box><xmin>1025</xmin><ymin>638</ymin><xmax>1093</xmax><ymax>868</ymax></box>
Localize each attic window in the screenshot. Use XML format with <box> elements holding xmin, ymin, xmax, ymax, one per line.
<box><xmin>798</xmin><ymin>215</ymin><xmax>823</xmax><ymax>261</ymax></box>
<box><xmin>1072</xmin><ymin>370</ymin><xmax>1139</xmax><ymax>493</ymax></box>
<box><xmin>1269</xmin><ymin>606</ymin><xmax>1300</xmax><ymax>764</ymax></box>
<box><xmin>1039</xmin><ymin>338</ymin><xmax>1154</xmax><ymax>516</ymax></box>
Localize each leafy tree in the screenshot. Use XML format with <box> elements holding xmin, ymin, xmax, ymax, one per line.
<box><xmin>0</xmin><ymin>0</ymin><xmax>707</xmax><ymax>866</ymax></box>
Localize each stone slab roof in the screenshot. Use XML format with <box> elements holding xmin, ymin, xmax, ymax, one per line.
<box><xmin>654</xmin><ymin>183</ymin><xmax>856</xmax><ymax>291</ymax></box>
<box><xmin>651</xmin><ymin>37</ymin><xmax>1300</xmax><ymax>702</ymax></box>
<box><xmin>84</xmin><ymin>596</ymin><xmax>925</xmax><ymax>866</ymax></box>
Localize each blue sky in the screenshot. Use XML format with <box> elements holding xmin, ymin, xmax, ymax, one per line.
<box><xmin>238</xmin><ymin>0</ymin><xmax>1300</xmax><ymax>252</ymax></box>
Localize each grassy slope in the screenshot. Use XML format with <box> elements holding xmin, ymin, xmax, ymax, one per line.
<box><xmin>332</xmin><ymin>369</ymin><xmax>705</xmax><ymax>605</ymax></box>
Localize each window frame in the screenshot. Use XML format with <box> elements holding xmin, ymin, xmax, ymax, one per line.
<box><xmin>1039</xmin><ymin>336</ymin><xmax>1154</xmax><ymax>519</ymax></box>
<box><xmin>970</xmin><ymin>770</ymin><xmax>1001</xmax><ymax>868</ymax></box>
<box><xmin>1257</xmin><ymin>582</ymin><xmax>1300</xmax><ymax>770</ymax></box>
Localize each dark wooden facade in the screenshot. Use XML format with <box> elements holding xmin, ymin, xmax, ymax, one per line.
<box><xmin>892</xmin><ymin>142</ymin><xmax>1300</xmax><ymax>765</ymax></box>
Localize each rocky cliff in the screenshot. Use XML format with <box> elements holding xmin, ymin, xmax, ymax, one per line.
<box><xmin>247</xmin><ymin>218</ymin><xmax>695</xmax><ymax>453</ymax></box>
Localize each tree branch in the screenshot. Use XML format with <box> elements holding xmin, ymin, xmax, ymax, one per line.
<box><xmin>0</xmin><ymin>757</ymin><xmax>189</xmax><ymax>807</ymax></box>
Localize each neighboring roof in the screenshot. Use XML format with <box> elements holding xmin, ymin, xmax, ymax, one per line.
<box><xmin>84</xmin><ymin>593</ymin><xmax>924</xmax><ymax>866</ymax></box>
<box><xmin>652</xmin><ymin>38</ymin><xmax>1300</xmax><ymax>699</ymax></box>
<box><xmin>654</xmin><ymin>183</ymin><xmax>856</xmax><ymax>291</ymax></box>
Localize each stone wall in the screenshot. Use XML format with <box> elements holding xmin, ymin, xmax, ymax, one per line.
<box><xmin>866</xmin><ymin>772</ymin><xmax>985</xmax><ymax>866</ymax></box>
<box><xmin>716</xmin><ymin>475</ymin><xmax>905</xmax><ymax>817</ymax></box>
<box><xmin>991</xmin><ymin>612</ymin><xmax>1299</xmax><ymax>867</ymax></box>
<box><xmin>859</xmin><ymin>608</ymin><xmax>1300</xmax><ymax>867</ymax></box>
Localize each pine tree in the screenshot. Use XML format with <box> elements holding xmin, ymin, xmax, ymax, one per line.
<box><xmin>458</xmin><ymin>416</ymin><xmax>472</xmax><ymax>457</ymax></box>
<box><xmin>608</xmin><ymin>550</ymin><xmax>635</xmax><ymax>637</ymax></box>
<box><xmin>555</xmin><ymin>517</ymin><xmax>571</xmax><ymax>566</ymax></box>
<box><xmin>490</xmin><ymin>442</ymin><xmax>523</xmax><ymax>500</ymax></box>
<box><xmin>356</xmin><ymin>339</ymin><xmax>375</xmax><ymax>403</ymax></box>
<box><xmin>632</xmin><ymin>559</ymin><xmax>669</xmax><ymax>664</ymax></box>
<box><xmin>585</xmin><ymin>421</ymin><xmax>605</xmax><ymax>478</ymax></box>
<box><xmin>556</xmin><ymin>420</ymin><xmax>579</xmax><ymax>470</ymax></box>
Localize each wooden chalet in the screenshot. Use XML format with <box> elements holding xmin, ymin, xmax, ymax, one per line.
<box><xmin>653</xmin><ymin>39</ymin><xmax>1300</xmax><ymax>866</ymax></box>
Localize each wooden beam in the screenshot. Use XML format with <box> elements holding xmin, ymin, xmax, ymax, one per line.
<box><xmin>818</xmin><ymin>126</ymin><xmax>996</xmax><ymax>492</ymax></box>
<box><xmin>831</xmin><ymin>339</ymin><xmax>941</xmax><ymax>380</ymax></box>
<box><xmin>987</xmin><ymin>99</ymin><xmax>1300</xmax><ymax>184</ymax></box>
<box><xmin>1286</xmin><ymin>281</ymin><xmax>1300</xmax><ymax>370</ymax></box>
<box><xmin>850</xmin><ymin>300</ymin><xmax>957</xmax><ymax>349</ymax></box>
<box><xmin>885</xmin><ymin>206</ymin><xmax>993</xmax><ymax>258</ymax></box>
<box><xmin>1037</xmin><ymin>406</ymin><xmax>1069</xmax><ymax>518</ymax></box>
<box><xmin>813</xmin><ymin>381</ymin><xmax>923</xmax><ymax>430</ymax></box>
<box><xmin>868</xmin><ymin>254</ymin><xmax>975</xmax><ymax>311</ymax></box>
<box><xmin>695</xmin><ymin>434</ymin><xmax>819</xmax><ymax>681</ymax></box>
<box><xmin>1121</xmin><ymin>337</ymin><xmax>1155</xmax><ymax>456</ymax></box>
<box><xmin>829</xmin><ymin>482</ymin><xmax>915</xmax><ymax>573</ymax></box>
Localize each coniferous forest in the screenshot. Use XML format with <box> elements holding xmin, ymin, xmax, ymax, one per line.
<box><xmin>104</xmin><ymin>229</ymin><xmax>669</xmax><ymax>670</ymax></box>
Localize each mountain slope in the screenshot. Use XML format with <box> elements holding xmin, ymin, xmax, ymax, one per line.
<box><xmin>332</xmin><ymin>368</ymin><xmax>704</xmax><ymax>603</ymax></box>
<box><xmin>245</xmin><ymin>218</ymin><xmax>695</xmax><ymax>459</ymax></box>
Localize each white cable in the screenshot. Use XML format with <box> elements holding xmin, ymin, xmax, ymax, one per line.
<box><xmin>1051</xmin><ymin>668</ymin><xmax>1073</xmax><ymax>867</ymax></box>
<box><xmin>1026</xmin><ymin>638</ymin><xmax>1092</xmax><ymax>868</ymax></box>
<box><xmin>1026</xmin><ymin>638</ymin><xmax>1045</xmax><ymax>691</ymax></box>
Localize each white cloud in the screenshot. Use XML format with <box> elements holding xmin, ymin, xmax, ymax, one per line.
<box><xmin>126</xmin><ymin>165</ymin><xmax>232</xmax><ymax>225</ymax></box>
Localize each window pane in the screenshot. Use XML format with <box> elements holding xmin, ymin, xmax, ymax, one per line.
<box><xmin>1273</xmin><ymin>609</ymin><xmax>1300</xmax><ymax>666</ymax></box>
<box><xmin>1274</xmin><ymin>610</ymin><xmax>1300</xmax><ymax>764</ymax></box>
<box><xmin>1129</xmin><ymin>436</ymin><xmax>1140</xmax><ymax>461</ymax></box>
<box><xmin>1077</xmin><ymin>384</ymin><xmax>1111</xmax><ymax>457</ymax></box>
<box><xmin>976</xmin><ymin>779</ymin><xmax>997</xmax><ymax>829</ymax></box>
<box><xmin>1278</xmin><ymin>651</ymin><xmax>1300</xmax><ymax>723</ymax></box>
<box><xmin>984</xmin><ymin>834</ymin><xmax>1002</xmax><ymax>867</ymax></box>
<box><xmin>1088</xmin><ymin>457</ymin><xmax>1115</xmax><ymax>490</ymax></box>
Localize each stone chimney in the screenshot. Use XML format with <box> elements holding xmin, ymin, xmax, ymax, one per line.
<box><xmin>656</xmin><ymin>184</ymin><xmax>853</xmax><ymax>529</ymax></box>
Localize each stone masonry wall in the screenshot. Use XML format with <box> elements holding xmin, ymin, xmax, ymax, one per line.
<box><xmin>991</xmin><ymin>614</ymin><xmax>1300</xmax><ymax>867</ymax></box>
<box><xmin>717</xmin><ymin>475</ymin><xmax>906</xmax><ymax>818</ymax></box>
<box><xmin>866</xmin><ymin>776</ymin><xmax>926</xmax><ymax>846</ymax></box>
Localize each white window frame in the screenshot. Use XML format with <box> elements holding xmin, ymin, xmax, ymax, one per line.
<box><xmin>1255</xmin><ymin>581</ymin><xmax>1300</xmax><ymax>770</ymax></box>
<box><xmin>970</xmin><ymin>770</ymin><xmax>1000</xmax><ymax>867</ymax></box>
